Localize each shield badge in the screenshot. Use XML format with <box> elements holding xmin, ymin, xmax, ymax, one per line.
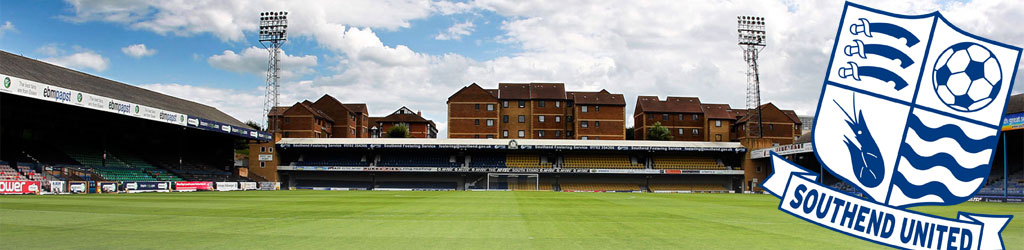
<box><xmin>813</xmin><ymin>4</ymin><xmax>1020</xmax><ymax>208</ymax></box>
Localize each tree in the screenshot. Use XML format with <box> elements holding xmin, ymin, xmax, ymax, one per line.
<box><xmin>646</xmin><ymin>122</ymin><xmax>673</xmax><ymax>140</ymax></box>
<box><xmin>245</xmin><ymin>120</ymin><xmax>263</xmax><ymax>131</ymax></box>
<box><xmin>625</xmin><ymin>127</ymin><xmax>635</xmax><ymax>140</ymax></box>
<box><xmin>386</xmin><ymin>125</ymin><xmax>411</xmax><ymax>138</ymax></box>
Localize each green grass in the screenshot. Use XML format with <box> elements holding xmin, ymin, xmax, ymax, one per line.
<box><xmin>1</xmin><ymin>191</ymin><xmax>1021</xmax><ymax>249</ymax></box>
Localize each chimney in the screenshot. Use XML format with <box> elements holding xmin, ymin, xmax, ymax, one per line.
<box><xmin>417</xmin><ymin>111</ymin><xmax>422</xmax><ymax>116</ymax></box>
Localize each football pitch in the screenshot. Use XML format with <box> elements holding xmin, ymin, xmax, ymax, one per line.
<box><xmin>1</xmin><ymin>191</ymin><xmax>1021</xmax><ymax>249</ymax></box>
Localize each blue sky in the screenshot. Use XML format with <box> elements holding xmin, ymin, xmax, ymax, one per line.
<box><xmin>1</xmin><ymin>0</ymin><xmax>1022</xmax><ymax>137</ymax></box>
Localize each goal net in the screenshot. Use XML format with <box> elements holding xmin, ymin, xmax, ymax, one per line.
<box><xmin>486</xmin><ymin>173</ymin><xmax>539</xmax><ymax>191</ymax></box>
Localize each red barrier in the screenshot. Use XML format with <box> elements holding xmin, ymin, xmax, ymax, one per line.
<box><xmin>175</xmin><ymin>181</ymin><xmax>213</xmax><ymax>191</ymax></box>
<box><xmin>0</xmin><ymin>180</ymin><xmax>41</xmax><ymax>194</ymax></box>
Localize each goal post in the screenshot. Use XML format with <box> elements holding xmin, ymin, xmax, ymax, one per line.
<box><xmin>486</xmin><ymin>173</ymin><xmax>539</xmax><ymax>191</ymax></box>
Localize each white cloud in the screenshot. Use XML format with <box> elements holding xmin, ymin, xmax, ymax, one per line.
<box><xmin>36</xmin><ymin>43</ymin><xmax>63</xmax><ymax>56</ymax></box>
<box><xmin>435</xmin><ymin>20</ymin><xmax>474</xmax><ymax>40</ymax></box>
<box><xmin>42</xmin><ymin>50</ymin><xmax>110</xmax><ymax>72</ymax></box>
<box><xmin>121</xmin><ymin>43</ymin><xmax>157</xmax><ymax>58</ymax></box>
<box><xmin>207</xmin><ymin>47</ymin><xmax>318</xmax><ymax>79</ymax></box>
<box><xmin>0</xmin><ymin>21</ymin><xmax>14</xmax><ymax>36</ymax></box>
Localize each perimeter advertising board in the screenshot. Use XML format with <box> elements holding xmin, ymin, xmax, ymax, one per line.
<box><xmin>240</xmin><ymin>182</ymin><xmax>257</xmax><ymax>190</ymax></box>
<box><xmin>174</xmin><ymin>181</ymin><xmax>213</xmax><ymax>191</ymax></box>
<box><xmin>0</xmin><ymin>180</ymin><xmax>40</xmax><ymax>194</ymax></box>
<box><xmin>125</xmin><ymin>182</ymin><xmax>171</xmax><ymax>193</ymax></box>
<box><xmin>215</xmin><ymin>182</ymin><xmax>238</xmax><ymax>191</ymax></box>
<box><xmin>68</xmin><ymin>182</ymin><xmax>87</xmax><ymax>193</ymax></box>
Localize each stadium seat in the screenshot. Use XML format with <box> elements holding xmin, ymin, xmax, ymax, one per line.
<box><xmin>506</xmin><ymin>155</ymin><xmax>553</xmax><ymax>168</ymax></box>
<box><xmin>562</xmin><ymin>155</ymin><xmax>642</xmax><ymax>169</ymax></box>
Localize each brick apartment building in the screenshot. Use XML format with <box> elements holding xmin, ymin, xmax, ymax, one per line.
<box><xmin>633</xmin><ymin>96</ymin><xmax>801</xmax><ymax>144</ymax></box>
<box><xmin>732</xmin><ymin>103</ymin><xmax>803</xmax><ymax>145</ymax></box>
<box><xmin>447</xmin><ymin>83</ymin><xmax>626</xmax><ymax>140</ymax></box>
<box><xmin>267</xmin><ymin>94</ymin><xmax>371</xmax><ymax>138</ymax></box>
<box><xmin>369</xmin><ymin>106</ymin><xmax>438</xmax><ymax>138</ymax></box>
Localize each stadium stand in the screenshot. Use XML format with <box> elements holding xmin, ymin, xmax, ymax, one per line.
<box><xmin>648</xmin><ymin>183</ymin><xmax>727</xmax><ymax>192</ymax></box>
<box><xmin>560</xmin><ymin>183</ymin><xmax>643</xmax><ymax>191</ymax></box>
<box><xmin>562</xmin><ymin>155</ymin><xmax>642</xmax><ymax>169</ymax></box>
<box><xmin>469</xmin><ymin>154</ymin><xmax>507</xmax><ymax>168</ymax></box>
<box><xmin>378</xmin><ymin>154</ymin><xmax>460</xmax><ymax>168</ymax></box>
<box><xmin>978</xmin><ymin>170</ymin><xmax>1024</xmax><ymax>196</ymax></box>
<box><xmin>652</xmin><ymin>156</ymin><xmax>725</xmax><ymax>170</ymax></box>
<box><xmin>0</xmin><ymin>163</ymin><xmax>28</xmax><ymax>181</ymax></box>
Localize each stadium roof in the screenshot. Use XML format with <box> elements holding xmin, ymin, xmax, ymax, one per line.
<box><xmin>1007</xmin><ymin>93</ymin><xmax>1024</xmax><ymax>114</ymax></box>
<box><xmin>277</xmin><ymin>138</ymin><xmax>746</xmax><ymax>152</ymax></box>
<box><xmin>0</xmin><ymin>50</ymin><xmax>248</xmax><ymax>128</ymax></box>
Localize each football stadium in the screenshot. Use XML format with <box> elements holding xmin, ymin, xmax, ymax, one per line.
<box><xmin>2</xmin><ymin>48</ymin><xmax>1023</xmax><ymax>249</ymax></box>
<box><xmin>3</xmin><ymin>2</ymin><xmax>1024</xmax><ymax>249</ymax></box>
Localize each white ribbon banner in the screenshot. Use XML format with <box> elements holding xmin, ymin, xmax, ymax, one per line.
<box><xmin>762</xmin><ymin>152</ymin><xmax>1012</xmax><ymax>250</ymax></box>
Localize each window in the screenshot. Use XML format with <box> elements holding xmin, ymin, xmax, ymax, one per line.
<box><xmin>567</xmin><ymin>102</ymin><xmax>573</xmax><ymax>107</ymax></box>
<box><xmin>486</xmin><ymin>119</ymin><xmax>494</xmax><ymax>127</ymax></box>
<box><xmin>769</xmin><ymin>124</ymin><xmax>774</xmax><ymax>130</ymax></box>
<box><xmin>487</xmin><ymin>104</ymin><xmax>494</xmax><ymax>111</ymax></box>
<box><xmin>715</xmin><ymin>134</ymin><xmax>722</xmax><ymax>141</ymax></box>
<box><xmin>503</xmin><ymin>115</ymin><xmax>509</xmax><ymax>123</ymax></box>
<box><xmin>581</xmin><ymin>121</ymin><xmax>589</xmax><ymax>128</ymax></box>
<box><xmin>581</xmin><ymin>106</ymin><xmax>588</xmax><ymax>113</ymax></box>
<box><xmin>679</xmin><ymin>114</ymin><xmax>684</xmax><ymax>121</ymax></box>
<box><xmin>692</xmin><ymin>129</ymin><xmax>699</xmax><ymax>135</ymax></box>
<box><xmin>518</xmin><ymin>101</ymin><xmax>526</xmax><ymax>108</ymax></box>
<box><xmin>475</xmin><ymin>135</ymin><xmax>480</xmax><ymax>138</ymax></box>
<box><xmin>555</xmin><ymin>131</ymin><xmax>561</xmax><ymax>137</ymax></box>
<box><xmin>260</xmin><ymin>147</ymin><xmax>265</xmax><ymax>153</ymax></box>
<box><xmin>475</xmin><ymin>104</ymin><xmax>480</xmax><ymax>110</ymax></box>
<box><xmin>539</xmin><ymin>115</ymin><xmax>545</xmax><ymax>123</ymax></box>
<box><xmin>539</xmin><ymin>100</ymin><xmax>546</xmax><ymax>107</ymax></box>
<box><xmin>756</xmin><ymin>166</ymin><xmax>762</xmax><ymax>173</ymax></box>
<box><xmin>715</xmin><ymin>120</ymin><xmax>722</xmax><ymax>127</ymax></box>
<box><xmin>595</xmin><ymin>121</ymin><xmax>600</xmax><ymax>127</ymax></box>
<box><xmin>259</xmin><ymin>162</ymin><xmax>266</xmax><ymax>168</ymax></box>
<box><xmin>539</xmin><ymin>130</ymin><xmax>546</xmax><ymax>137</ymax></box>
<box><xmin>678</xmin><ymin>128</ymin><xmax>684</xmax><ymax>135</ymax></box>
<box><xmin>486</xmin><ymin>135</ymin><xmax>495</xmax><ymax>139</ymax></box>
<box><xmin>285</xmin><ymin>117</ymin><xmax>290</xmax><ymax>123</ymax></box>
<box><xmin>475</xmin><ymin>119</ymin><xmax>480</xmax><ymax>125</ymax></box>
<box><xmin>284</xmin><ymin>132</ymin><xmax>289</xmax><ymax>137</ymax></box>
<box><xmin>518</xmin><ymin>130</ymin><xmax>526</xmax><ymax>138</ymax></box>
<box><xmin>556</xmin><ymin>101</ymin><xmax>561</xmax><ymax>107</ymax></box>
<box><xmin>693</xmin><ymin>114</ymin><xmax>699</xmax><ymax>121</ymax></box>
<box><xmin>648</xmin><ymin>114</ymin><xmax>653</xmax><ymax>120</ymax></box>
<box><xmin>595</xmin><ymin>106</ymin><xmax>600</xmax><ymax>112</ymax></box>
<box><xmin>663</xmin><ymin>114</ymin><xmax>669</xmax><ymax>121</ymax></box>
<box><xmin>581</xmin><ymin>136</ymin><xmax>589</xmax><ymax>140</ymax></box>
<box><xmin>503</xmin><ymin>101</ymin><xmax>509</xmax><ymax>108</ymax></box>
<box><xmin>555</xmin><ymin>116</ymin><xmax>561</xmax><ymax>123</ymax></box>
<box><xmin>518</xmin><ymin>115</ymin><xmax>526</xmax><ymax>123</ymax></box>
<box><xmin>268</xmin><ymin>147</ymin><xmax>273</xmax><ymax>153</ymax></box>
<box><xmin>567</xmin><ymin>116</ymin><xmax>574</xmax><ymax>122</ymax></box>
<box><xmin>503</xmin><ymin>130</ymin><xmax>509</xmax><ymax>138</ymax></box>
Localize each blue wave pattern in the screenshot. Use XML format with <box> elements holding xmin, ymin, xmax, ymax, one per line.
<box><xmin>891</xmin><ymin>113</ymin><xmax>995</xmax><ymax>206</ymax></box>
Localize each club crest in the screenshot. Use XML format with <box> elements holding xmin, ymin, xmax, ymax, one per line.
<box><xmin>762</xmin><ymin>2</ymin><xmax>1020</xmax><ymax>249</ymax></box>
